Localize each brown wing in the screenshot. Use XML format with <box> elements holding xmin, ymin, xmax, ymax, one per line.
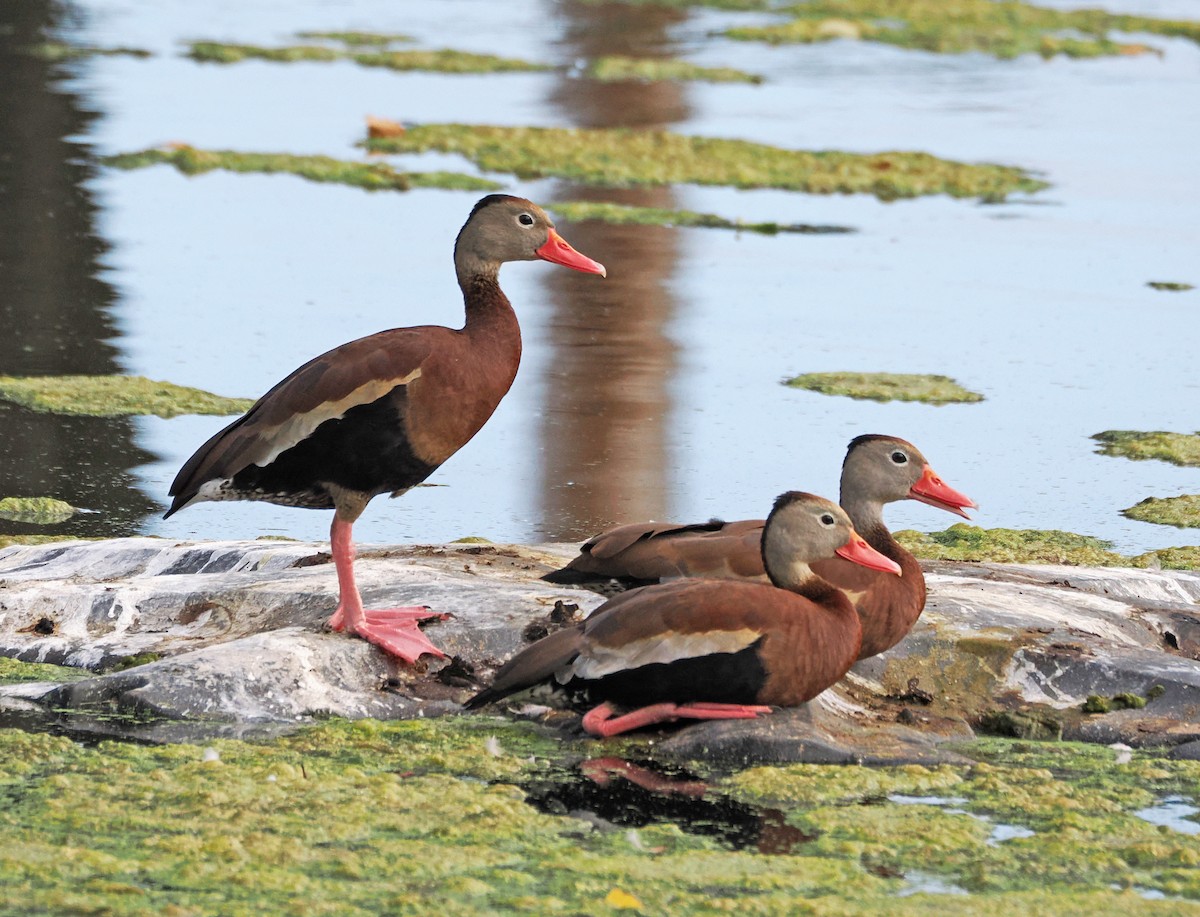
<box><xmin>576</xmin><ymin>579</ymin><xmax>787</xmax><ymax>671</ymax></box>
<box><xmin>165</xmin><ymin>327</ymin><xmax>438</xmax><ymax>514</ymax></box>
<box><xmin>558</xmin><ymin>519</ymin><xmax>768</xmax><ymax>582</ymax></box>
<box><xmin>576</xmin><ymin>578</ymin><xmax>861</xmax><ymax>706</ymax></box>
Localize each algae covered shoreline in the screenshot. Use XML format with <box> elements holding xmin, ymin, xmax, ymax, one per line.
<box><xmin>0</xmin><ymin>718</ymin><xmax>1198</xmax><ymax>914</ymax></box>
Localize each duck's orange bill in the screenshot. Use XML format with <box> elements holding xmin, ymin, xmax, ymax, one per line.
<box><xmin>536</xmin><ymin>228</ymin><xmax>607</xmax><ymax>277</ymax></box>
<box><xmin>836</xmin><ymin>534</ymin><xmax>902</xmax><ymax>575</ymax></box>
<box><xmin>908</xmin><ymin>464</ymin><xmax>977</xmax><ymax>519</ymax></box>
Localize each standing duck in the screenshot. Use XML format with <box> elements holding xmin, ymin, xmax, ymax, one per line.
<box><xmin>466</xmin><ymin>492</ymin><xmax>901</xmax><ymax>736</ymax></box>
<box><xmin>543</xmin><ymin>434</ymin><xmax>974</xmax><ymax>659</ymax></box>
<box><xmin>165</xmin><ymin>195</ymin><xmax>605</xmax><ymax>662</ymax></box>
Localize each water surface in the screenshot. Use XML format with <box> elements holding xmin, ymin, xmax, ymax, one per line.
<box><xmin>1</xmin><ymin>0</ymin><xmax>1197</xmax><ymax>553</ymax></box>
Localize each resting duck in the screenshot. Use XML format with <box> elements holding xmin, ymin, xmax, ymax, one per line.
<box><xmin>466</xmin><ymin>492</ymin><xmax>901</xmax><ymax>736</ymax></box>
<box><xmin>544</xmin><ymin>434</ymin><xmax>974</xmax><ymax>659</ymax></box>
<box><xmin>165</xmin><ymin>195</ymin><xmax>605</xmax><ymax>662</ymax></box>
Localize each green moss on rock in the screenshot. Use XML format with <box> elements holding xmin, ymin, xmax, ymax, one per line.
<box><xmin>1083</xmin><ymin>693</ymin><xmax>1147</xmax><ymax>714</ymax></box>
<box><xmin>587</xmin><ymin>55</ymin><xmax>763</xmax><ymax>83</ymax></box>
<box><xmin>977</xmin><ymin>710</ymin><xmax>1062</xmax><ymax>740</ymax></box>
<box><xmin>720</xmin><ymin>0</ymin><xmax>1200</xmax><ymax>59</ymax></box>
<box><xmin>783</xmin><ymin>371</ymin><xmax>983</xmax><ymax>404</ymax></box>
<box><xmin>1093</xmin><ymin>431</ymin><xmax>1200</xmax><ymax>468</ymax></box>
<box><xmin>0</xmin><ymin>497</ymin><xmax>79</xmax><ymax>525</ymax></box>
<box><xmin>550</xmin><ymin>200</ymin><xmax>853</xmax><ymax>234</ymax></box>
<box><xmin>1131</xmin><ymin>546</ymin><xmax>1200</xmax><ymax>570</ymax></box>
<box><xmin>367</xmin><ymin>123</ymin><xmax>1047</xmax><ymax>202</ymax></box>
<box><xmin>0</xmin><ymin>375</ymin><xmax>253</xmax><ymax>418</ymax></box>
<box><xmin>1122</xmin><ymin>495</ymin><xmax>1200</xmax><ymax>529</ymax></box>
<box><xmin>0</xmin><ymin>657</ymin><xmax>91</xmax><ymax>685</ymax></box>
<box><xmin>893</xmin><ymin>525</ymin><xmax>1200</xmax><ymax>570</ymax></box>
<box><xmin>896</xmin><ymin>524</ymin><xmax>1127</xmax><ymax>565</ymax></box>
<box><xmin>0</xmin><ymin>535</ymin><xmax>89</xmax><ymax>550</ymax></box>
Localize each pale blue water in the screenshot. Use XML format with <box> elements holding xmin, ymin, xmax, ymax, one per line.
<box><xmin>3</xmin><ymin>0</ymin><xmax>1198</xmax><ymax>553</ymax></box>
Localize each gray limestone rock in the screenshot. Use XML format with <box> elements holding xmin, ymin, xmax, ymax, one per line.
<box><xmin>1</xmin><ymin>539</ymin><xmax>1198</xmax><ymax>760</ymax></box>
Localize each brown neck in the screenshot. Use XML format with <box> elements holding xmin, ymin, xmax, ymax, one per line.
<box><xmin>453</xmin><ymin>273</ymin><xmax>520</xmax><ymax>403</ymax></box>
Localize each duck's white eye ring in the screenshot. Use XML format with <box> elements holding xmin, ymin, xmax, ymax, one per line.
<box><xmin>820</xmin><ymin>513</ymin><xmax>836</xmax><ymax>526</ymax></box>
<box><xmin>518</xmin><ymin>213</ymin><xmax>535</xmax><ymax>226</ymax></box>
<box><xmin>891</xmin><ymin>451</ymin><xmax>908</xmax><ymax>464</ymax></box>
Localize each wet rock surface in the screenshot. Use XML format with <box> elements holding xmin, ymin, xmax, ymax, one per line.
<box><xmin>1</xmin><ymin>538</ymin><xmax>1198</xmax><ymax>759</ymax></box>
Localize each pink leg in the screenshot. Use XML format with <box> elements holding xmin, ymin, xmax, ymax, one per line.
<box><xmin>580</xmin><ymin>757</ymin><xmax>707</xmax><ymax>798</ymax></box>
<box><xmin>582</xmin><ymin>700</ymin><xmax>773</xmax><ymax>737</ymax></box>
<box><xmin>326</xmin><ymin>516</ymin><xmax>448</xmax><ymax>663</ymax></box>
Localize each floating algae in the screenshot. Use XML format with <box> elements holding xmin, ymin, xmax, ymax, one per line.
<box><xmin>783</xmin><ymin>372</ymin><xmax>984</xmax><ymax>405</ymax></box>
<box><xmin>186</xmin><ymin>41</ymin><xmax>551</xmax><ymax>74</ymax></box>
<box><xmin>1093</xmin><ymin>431</ymin><xmax>1200</xmax><ymax>468</ymax></box>
<box><xmin>1147</xmin><ymin>282</ymin><xmax>1194</xmax><ymax>292</ymax></box>
<box><xmin>1122</xmin><ymin>495</ymin><xmax>1200</xmax><ymax>530</ymax></box>
<box><xmin>717</xmin><ymin>0</ymin><xmax>1200</xmax><ymax>59</ymax></box>
<box><xmin>0</xmin><ymin>497</ymin><xmax>79</xmax><ymax>525</ymax></box>
<box><xmin>586</xmin><ymin>55</ymin><xmax>763</xmax><ymax>84</ymax></box>
<box><xmin>550</xmin><ymin>200</ymin><xmax>853</xmax><ymax>235</ymax></box>
<box><xmin>23</xmin><ymin>42</ymin><xmax>151</xmax><ymax>61</ymax></box>
<box><xmin>294</xmin><ymin>31</ymin><xmax>416</xmax><ymax>46</ymax></box>
<box><xmin>366</xmin><ymin>123</ymin><xmax>1046</xmax><ymax>202</ymax></box>
<box><xmin>0</xmin><ymin>375</ymin><xmax>253</xmax><ymax>418</ymax></box>
<box><xmin>103</xmin><ymin>147</ymin><xmax>501</xmax><ymax>193</ymax></box>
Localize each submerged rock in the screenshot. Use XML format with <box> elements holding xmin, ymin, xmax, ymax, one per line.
<box><xmin>1</xmin><ymin>539</ymin><xmax>1198</xmax><ymax>757</ymax></box>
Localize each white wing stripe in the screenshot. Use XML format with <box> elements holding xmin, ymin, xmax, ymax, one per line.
<box><xmin>255</xmin><ymin>369</ymin><xmax>421</xmax><ymax>468</ymax></box>
<box><xmin>573</xmin><ymin>628</ymin><xmax>760</xmax><ymax>680</ymax></box>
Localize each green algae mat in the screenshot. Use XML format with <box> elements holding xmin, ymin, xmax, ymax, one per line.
<box><xmin>783</xmin><ymin>372</ymin><xmax>984</xmax><ymax>404</ymax></box>
<box><xmin>187</xmin><ymin>41</ymin><xmax>552</xmax><ymax>74</ymax></box>
<box><xmin>896</xmin><ymin>523</ymin><xmax>1200</xmax><ymax>570</ymax></box>
<box><xmin>108</xmin><ymin>127</ymin><xmax>1044</xmax><ymax>205</ymax></box>
<box><xmin>0</xmin><ymin>375</ymin><xmax>253</xmax><ymax>418</ymax></box>
<box><xmin>1094</xmin><ymin>431</ymin><xmax>1200</xmax><ymax>468</ymax></box>
<box><xmin>365</xmin><ymin>124</ymin><xmax>1045</xmax><ymax>201</ymax></box>
<box><xmin>1123</xmin><ymin>495</ymin><xmax>1200</xmax><ymax>530</ymax></box>
<box><xmin>0</xmin><ymin>497</ymin><xmax>79</xmax><ymax>525</ymax></box>
<box><xmin>1</xmin><ymin>720</ymin><xmax>1198</xmax><ymax>914</ymax></box>
<box><xmin>701</xmin><ymin>0</ymin><xmax>1200</xmax><ymax>59</ymax></box>
<box><xmin>103</xmin><ymin>147</ymin><xmax>501</xmax><ymax>194</ymax></box>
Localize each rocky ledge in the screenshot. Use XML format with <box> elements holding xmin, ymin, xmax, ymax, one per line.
<box><xmin>1</xmin><ymin>538</ymin><xmax>1198</xmax><ymax>764</ymax></box>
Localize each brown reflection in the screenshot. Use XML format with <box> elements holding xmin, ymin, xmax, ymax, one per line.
<box><xmin>0</xmin><ymin>3</ymin><xmax>158</xmax><ymax>538</ymax></box>
<box><xmin>537</xmin><ymin>2</ymin><xmax>689</xmax><ymax>540</ymax></box>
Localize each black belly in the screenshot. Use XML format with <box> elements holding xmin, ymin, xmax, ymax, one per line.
<box><xmin>575</xmin><ymin>642</ymin><xmax>768</xmax><ymax>709</ymax></box>
<box><xmin>229</xmin><ymin>392</ymin><xmax>437</xmax><ymax>508</ymax></box>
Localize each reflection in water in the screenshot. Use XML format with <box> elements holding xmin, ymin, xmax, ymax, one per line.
<box><xmin>537</xmin><ymin>1</ymin><xmax>689</xmax><ymax>540</ymax></box>
<box><xmin>521</xmin><ymin>756</ymin><xmax>817</xmax><ymax>854</ymax></box>
<box><xmin>0</xmin><ymin>3</ymin><xmax>157</xmax><ymax>539</ymax></box>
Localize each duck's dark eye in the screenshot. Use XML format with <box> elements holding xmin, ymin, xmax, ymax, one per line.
<box><xmin>820</xmin><ymin>513</ymin><xmax>836</xmax><ymax>526</ymax></box>
<box><xmin>891</xmin><ymin>451</ymin><xmax>908</xmax><ymax>464</ymax></box>
<box><xmin>518</xmin><ymin>213</ymin><xmax>535</xmax><ymax>226</ymax></box>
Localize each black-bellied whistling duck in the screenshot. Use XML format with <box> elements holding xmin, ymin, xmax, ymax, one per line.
<box><xmin>466</xmin><ymin>492</ymin><xmax>901</xmax><ymax>736</ymax></box>
<box><xmin>164</xmin><ymin>195</ymin><xmax>605</xmax><ymax>662</ymax></box>
<box><xmin>543</xmin><ymin>434</ymin><xmax>975</xmax><ymax>660</ymax></box>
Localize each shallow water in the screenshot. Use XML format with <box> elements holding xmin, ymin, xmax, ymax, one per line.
<box><xmin>1133</xmin><ymin>795</ymin><xmax>1200</xmax><ymax>835</ymax></box>
<box><xmin>1</xmin><ymin>0</ymin><xmax>1197</xmax><ymax>552</ymax></box>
